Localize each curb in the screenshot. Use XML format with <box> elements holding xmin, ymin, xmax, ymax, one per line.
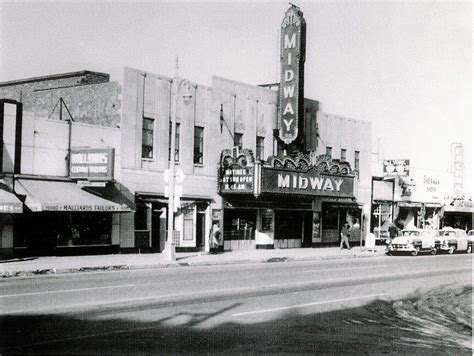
<box><xmin>0</xmin><ymin>251</ymin><xmax>385</xmax><ymax>279</ymax></box>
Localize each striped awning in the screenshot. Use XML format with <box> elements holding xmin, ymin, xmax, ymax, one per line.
<box><xmin>0</xmin><ymin>188</ymin><xmax>23</xmax><ymax>213</ymax></box>
<box><xmin>15</xmin><ymin>179</ymin><xmax>130</xmax><ymax>212</ymax></box>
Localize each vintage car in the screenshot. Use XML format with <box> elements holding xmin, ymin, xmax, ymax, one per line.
<box><xmin>386</xmin><ymin>228</ymin><xmax>437</xmax><ymax>256</ymax></box>
<box><xmin>438</xmin><ymin>227</ymin><xmax>471</xmax><ymax>254</ymax></box>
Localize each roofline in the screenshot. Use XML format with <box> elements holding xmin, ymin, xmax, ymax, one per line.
<box><xmin>0</xmin><ymin>70</ymin><xmax>110</xmax><ymax>87</ymax></box>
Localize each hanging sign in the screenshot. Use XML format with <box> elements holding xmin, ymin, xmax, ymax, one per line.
<box><xmin>383</xmin><ymin>159</ymin><xmax>410</xmax><ymax>176</ymax></box>
<box><xmin>278</xmin><ymin>5</ymin><xmax>306</xmax><ymax>144</ymax></box>
<box><xmin>69</xmin><ymin>148</ymin><xmax>115</xmax><ymax>180</ymax></box>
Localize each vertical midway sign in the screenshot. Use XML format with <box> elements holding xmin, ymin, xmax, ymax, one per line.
<box><xmin>278</xmin><ymin>5</ymin><xmax>306</xmax><ymax>145</ymax></box>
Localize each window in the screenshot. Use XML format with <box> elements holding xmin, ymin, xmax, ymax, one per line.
<box><xmin>141</xmin><ymin>117</ymin><xmax>154</xmax><ymax>159</ymax></box>
<box><xmin>341</xmin><ymin>149</ymin><xmax>347</xmax><ymax>161</ymax></box>
<box><xmin>183</xmin><ymin>209</ymin><xmax>194</xmax><ymax>241</ymax></box>
<box><xmin>194</xmin><ymin>126</ymin><xmax>204</xmax><ymax>164</ymax></box>
<box><xmin>234</xmin><ymin>133</ymin><xmax>243</xmax><ymax>149</ymax></box>
<box><xmin>326</xmin><ymin>146</ymin><xmax>332</xmax><ymax>157</ymax></box>
<box><xmin>274</xmin><ymin>138</ymin><xmax>285</xmax><ymax>156</ymax></box>
<box><xmin>168</xmin><ymin>122</ymin><xmax>180</xmax><ymax>162</ymax></box>
<box><xmin>354</xmin><ymin>151</ymin><xmax>360</xmax><ymax>171</ymax></box>
<box><xmin>256</xmin><ymin>136</ymin><xmax>265</xmax><ymax>160</ymax></box>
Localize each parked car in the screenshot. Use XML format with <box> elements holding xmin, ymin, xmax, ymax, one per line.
<box><xmin>386</xmin><ymin>228</ymin><xmax>437</xmax><ymax>256</ymax></box>
<box><xmin>438</xmin><ymin>227</ymin><xmax>471</xmax><ymax>254</ymax></box>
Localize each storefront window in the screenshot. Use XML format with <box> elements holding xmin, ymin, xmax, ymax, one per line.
<box><xmin>183</xmin><ymin>208</ymin><xmax>194</xmax><ymax>241</ymax></box>
<box><xmin>15</xmin><ymin>212</ymin><xmax>113</xmax><ymax>250</ymax></box>
<box><xmin>56</xmin><ymin>213</ymin><xmax>112</xmax><ymax>246</ymax></box>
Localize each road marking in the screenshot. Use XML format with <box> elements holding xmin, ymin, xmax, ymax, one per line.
<box><xmin>232</xmin><ymin>293</ymin><xmax>387</xmax><ymax>317</ymax></box>
<box><xmin>302</xmin><ymin>265</ymin><xmax>388</xmax><ymax>273</ymax></box>
<box><xmin>0</xmin><ymin>284</ymin><xmax>135</xmax><ymax>298</ymax></box>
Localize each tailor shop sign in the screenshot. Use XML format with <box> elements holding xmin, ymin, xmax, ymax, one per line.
<box><xmin>69</xmin><ymin>148</ymin><xmax>114</xmax><ymax>180</ymax></box>
<box><xmin>219</xmin><ymin>165</ymin><xmax>254</xmax><ymax>194</ymax></box>
<box><xmin>261</xmin><ymin>168</ymin><xmax>355</xmax><ymax>198</ymax></box>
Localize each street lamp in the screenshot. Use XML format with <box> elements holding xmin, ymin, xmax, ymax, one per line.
<box><xmin>164</xmin><ymin>57</ymin><xmax>192</xmax><ymax>262</ymax></box>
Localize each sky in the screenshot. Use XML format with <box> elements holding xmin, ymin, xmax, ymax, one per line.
<box><xmin>1</xmin><ymin>0</ymin><xmax>472</xmax><ymax>195</ymax></box>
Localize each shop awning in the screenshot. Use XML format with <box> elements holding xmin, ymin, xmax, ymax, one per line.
<box><xmin>444</xmin><ymin>206</ymin><xmax>474</xmax><ymax>213</ymax></box>
<box><xmin>15</xmin><ymin>179</ymin><xmax>131</xmax><ymax>212</ymax></box>
<box><xmin>397</xmin><ymin>202</ymin><xmax>422</xmax><ymax>208</ymax></box>
<box><xmin>323</xmin><ymin>199</ymin><xmax>362</xmax><ymax>209</ymax></box>
<box><xmin>0</xmin><ymin>188</ymin><xmax>23</xmax><ymax>213</ymax></box>
<box><xmin>424</xmin><ymin>203</ymin><xmax>442</xmax><ymax>208</ymax></box>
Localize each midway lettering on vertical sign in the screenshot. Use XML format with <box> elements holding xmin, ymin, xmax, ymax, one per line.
<box><xmin>278</xmin><ymin>6</ymin><xmax>306</xmax><ymax>144</ymax></box>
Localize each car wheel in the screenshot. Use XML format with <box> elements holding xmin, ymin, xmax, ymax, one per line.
<box><xmin>386</xmin><ymin>251</ymin><xmax>392</xmax><ymax>256</ymax></box>
<box><xmin>411</xmin><ymin>247</ymin><xmax>419</xmax><ymax>256</ymax></box>
<box><xmin>448</xmin><ymin>246</ymin><xmax>455</xmax><ymax>254</ymax></box>
<box><xmin>431</xmin><ymin>248</ymin><xmax>437</xmax><ymax>255</ymax></box>
<box><xmin>467</xmin><ymin>245</ymin><xmax>472</xmax><ymax>254</ymax></box>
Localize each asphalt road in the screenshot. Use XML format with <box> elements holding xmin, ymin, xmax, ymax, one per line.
<box><xmin>1</xmin><ymin>254</ymin><xmax>472</xmax><ymax>355</ymax></box>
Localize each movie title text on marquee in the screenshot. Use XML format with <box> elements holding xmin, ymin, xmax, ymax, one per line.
<box><xmin>219</xmin><ymin>166</ymin><xmax>254</xmax><ymax>193</ymax></box>
<box><xmin>278</xmin><ymin>6</ymin><xmax>305</xmax><ymax>144</ymax></box>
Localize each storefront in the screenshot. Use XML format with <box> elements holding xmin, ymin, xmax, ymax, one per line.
<box><xmin>134</xmin><ymin>192</ymin><xmax>211</xmax><ymax>253</ymax></box>
<box><xmin>442</xmin><ymin>198</ymin><xmax>473</xmax><ymax>231</ymax></box>
<box><xmin>13</xmin><ymin>178</ymin><xmax>130</xmax><ymax>256</ymax></box>
<box><xmin>218</xmin><ymin>148</ymin><xmax>360</xmax><ymax>250</ymax></box>
<box><xmin>0</xmin><ymin>181</ymin><xmax>23</xmax><ymax>259</ymax></box>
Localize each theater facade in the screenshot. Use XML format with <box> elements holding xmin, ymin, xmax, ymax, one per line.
<box><xmin>216</xmin><ymin>6</ymin><xmax>371</xmax><ymax>250</ymax></box>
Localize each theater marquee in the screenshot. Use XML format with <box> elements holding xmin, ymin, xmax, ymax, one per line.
<box><xmin>219</xmin><ymin>148</ymin><xmax>255</xmax><ymax>194</ymax></box>
<box><xmin>261</xmin><ymin>168</ymin><xmax>355</xmax><ymax>198</ymax></box>
<box><xmin>278</xmin><ymin>5</ymin><xmax>306</xmax><ymax>144</ymax></box>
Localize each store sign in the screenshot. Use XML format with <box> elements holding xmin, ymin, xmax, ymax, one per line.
<box><xmin>278</xmin><ymin>5</ymin><xmax>306</xmax><ymax>144</ymax></box>
<box><xmin>383</xmin><ymin>159</ymin><xmax>409</xmax><ymax>176</ymax></box>
<box><xmin>69</xmin><ymin>148</ymin><xmax>114</xmax><ymax>180</ymax></box>
<box><xmin>219</xmin><ymin>165</ymin><xmax>254</xmax><ymax>193</ymax></box>
<box><xmin>452</xmin><ymin>143</ymin><xmax>463</xmax><ymax>195</ymax></box>
<box><xmin>261</xmin><ymin>168</ymin><xmax>355</xmax><ymax>197</ymax></box>
<box><xmin>39</xmin><ymin>203</ymin><xmax>127</xmax><ymax>212</ymax></box>
<box><xmin>0</xmin><ymin>203</ymin><xmax>22</xmax><ymax>213</ymax></box>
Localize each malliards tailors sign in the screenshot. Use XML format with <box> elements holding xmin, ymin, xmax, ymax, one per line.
<box><xmin>69</xmin><ymin>148</ymin><xmax>115</xmax><ymax>180</ymax></box>
<box><xmin>278</xmin><ymin>5</ymin><xmax>306</xmax><ymax>144</ymax></box>
<box><xmin>261</xmin><ymin>168</ymin><xmax>355</xmax><ymax>198</ymax></box>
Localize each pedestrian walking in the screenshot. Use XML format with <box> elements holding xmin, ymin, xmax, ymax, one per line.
<box><xmin>388</xmin><ymin>222</ymin><xmax>399</xmax><ymax>239</ymax></box>
<box><xmin>340</xmin><ymin>224</ymin><xmax>351</xmax><ymax>250</ymax></box>
<box><xmin>209</xmin><ymin>223</ymin><xmax>221</xmax><ymax>254</ymax></box>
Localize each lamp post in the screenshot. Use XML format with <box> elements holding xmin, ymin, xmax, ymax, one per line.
<box><xmin>164</xmin><ymin>57</ymin><xmax>192</xmax><ymax>262</ymax></box>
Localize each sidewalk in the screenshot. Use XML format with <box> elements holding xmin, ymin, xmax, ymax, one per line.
<box><xmin>0</xmin><ymin>246</ymin><xmax>386</xmax><ymax>278</ymax></box>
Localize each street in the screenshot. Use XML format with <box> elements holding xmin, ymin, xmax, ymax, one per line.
<box><xmin>1</xmin><ymin>254</ymin><xmax>472</xmax><ymax>355</ymax></box>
